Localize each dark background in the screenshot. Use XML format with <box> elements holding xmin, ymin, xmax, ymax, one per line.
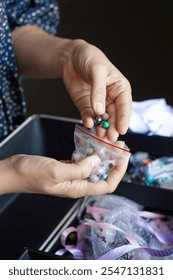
<box><xmin>23</xmin><ymin>0</ymin><xmax>173</xmax><ymax>119</ymax></box>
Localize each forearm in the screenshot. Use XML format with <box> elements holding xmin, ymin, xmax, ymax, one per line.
<box><xmin>12</xmin><ymin>25</ymin><xmax>79</xmax><ymax>78</ymax></box>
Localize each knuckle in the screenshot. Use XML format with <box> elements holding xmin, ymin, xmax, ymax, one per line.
<box><xmin>67</xmin><ymin>182</ymin><xmax>83</xmax><ymax>199</ymax></box>
<box><xmin>76</xmin><ymin>161</ymin><xmax>91</xmax><ymax>179</ymax></box>
<box><xmin>124</xmin><ymin>79</ymin><xmax>132</xmax><ymax>93</ymax></box>
<box><xmin>49</xmin><ymin>161</ymin><xmax>61</xmax><ymax>181</ymax></box>
<box><xmin>94</xmin><ymin>88</ymin><xmax>105</xmax><ymax>97</ymax></box>
<box><xmin>79</xmin><ymin>166</ymin><xmax>90</xmax><ymax>179</ymax></box>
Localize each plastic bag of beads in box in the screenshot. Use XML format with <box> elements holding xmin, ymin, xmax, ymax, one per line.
<box><xmin>55</xmin><ymin>194</ymin><xmax>173</xmax><ymax>260</ymax></box>
<box><xmin>123</xmin><ymin>151</ymin><xmax>173</xmax><ymax>190</ymax></box>
<box><xmin>72</xmin><ymin>125</ymin><xmax>130</xmax><ymax>183</ymax></box>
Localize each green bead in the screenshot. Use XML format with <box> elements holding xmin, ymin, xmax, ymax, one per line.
<box><xmin>102</xmin><ymin>121</ymin><xmax>110</xmax><ymax>129</ymax></box>
<box><xmin>68</xmin><ymin>232</ymin><xmax>77</xmax><ymax>243</ymax></box>
<box><xmin>83</xmin><ymin>213</ymin><xmax>93</xmax><ymax>220</ymax></box>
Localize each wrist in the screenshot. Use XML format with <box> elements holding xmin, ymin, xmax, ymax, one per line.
<box><xmin>0</xmin><ymin>156</ymin><xmax>20</xmax><ymax>194</ymax></box>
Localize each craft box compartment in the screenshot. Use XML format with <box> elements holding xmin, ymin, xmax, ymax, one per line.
<box><xmin>116</xmin><ymin>132</ymin><xmax>173</xmax><ymax>213</ymax></box>
<box><xmin>0</xmin><ymin>114</ymin><xmax>173</xmax><ymax>260</ymax></box>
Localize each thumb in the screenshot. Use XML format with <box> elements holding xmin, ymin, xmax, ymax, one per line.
<box><xmin>59</xmin><ymin>155</ymin><xmax>101</xmax><ymax>181</ymax></box>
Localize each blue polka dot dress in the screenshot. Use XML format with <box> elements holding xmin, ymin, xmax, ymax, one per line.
<box><xmin>0</xmin><ymin>0</ymin><xmax>60</xmax><ymax>141</ymax></box>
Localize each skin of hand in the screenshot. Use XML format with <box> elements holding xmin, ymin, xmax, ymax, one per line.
<box><xmin>10</xmin><ymin>25</ymin><xmax>132</xmax><ymax>197</ymax></box>
<box><xmin>0</xmin><ymin>152</ymin><xmax>130</xmax><ymax>198</ymax></box>
<box><xmin>62</xmin><ymin>41</ymin><xmax>132</xmax><ymax>142</ymax></box>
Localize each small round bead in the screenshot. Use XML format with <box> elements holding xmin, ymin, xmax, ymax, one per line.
<box><xmin>83</xmin><ymin>213</ymin><xmax>93</xmax><ymax>220</ymax></box>
<box><xmin>90</xmin><ymin>174</ymin><xmax>100</xmax><ymax>183</ymax></box>
<box><xmin>76</xmin><ymin>138</ymin><xmax>85</xmax><ymax>146</ymax></box>
<box><xmin>72</xmin><ymin>152</ymin><xmax>81</xmax><ymax>162</ymax></box>
<box><xmin>67</xmin><ymin>232</ymin><xmax>77</xmax><ymax>244</ymax></box>
<box><xmin>94</xmin><ymin>116</ymin><xmax>103</xmax><ymax>126</ymax></box>
<box><xmin>102</xmin><ymin>112</ymin><xmax>110</xmax><ymax>121</ymax></box>
<box><xmin>100</xmin><ymin>173</ymin><xmax>109</xmax><ymax>180</ymax></box>
<box><xmin>87</xmin><ymin>147</ymin><xmax>94</xmax><ymax>156</ymax></box>
<box><xmin>97</xmin><ymin>148</ymin><xmax>107</xmax><ymax>158</ymax></box>
<box><xmin>145</xmin><ymin>175</ymin><xmax>155</xmax><ymax>186</ymax></box>
<box><xmin>102</xmin><ymin>121</ymin><xmax>110</xmax><ymax>129</ymax></box>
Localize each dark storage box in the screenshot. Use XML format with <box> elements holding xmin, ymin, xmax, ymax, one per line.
<box><xmin>117</xmin><ymin>132</ymin><xmax>173</xmax><ymax>213</ymax></box>
<box><xmin>0</xmin><ymin>114</ymin><xmax>173</xmax><ymax>260</ymax></box>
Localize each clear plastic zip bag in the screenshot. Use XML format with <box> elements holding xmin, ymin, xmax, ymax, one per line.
<box><xmin>72</xmin><ymin>125</ymin><xmax>130</xmax><ymax>182</ymax></box>
<box><xmin>56</xmin><ymin>194</ymin><xmax>173</xmax><ymax>260</ymax></box>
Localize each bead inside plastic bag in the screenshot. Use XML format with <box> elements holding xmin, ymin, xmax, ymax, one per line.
<box><xmin>72</xmin><ymin>125</ymin><xmax>130</xmax><ymax>182</ymax></box>
<box><xmin>77</xmin><ymin>195</ymin><xmax>150</xmax><ymax>259</ymax></box>
<box><xmin>76</xmin><ymin>195</ymin><xmax>173</xmax><ymax>260</ymax></box>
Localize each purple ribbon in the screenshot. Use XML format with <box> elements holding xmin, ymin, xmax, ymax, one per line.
<box><xmin>55</xmin><ymin>248</ymin><xmax>85</xmax><ymax>260</ymax></box>
<box><xmin>56</xmin><ymin>245</ymin><xmax>173</xmax><ymax>260</ymax></box>
<box><xmin>60</xmin><ymin>226</ymin><xmax>77</xmax><ymax>249</ymax></box>
<box><xmin>77</xmin><ymin>222</ymin><xmax>140</xmax><ymax>246</ymax></box>
<box><xmin>98</xmin><ymin>244</ymin><xmax>173</xmax><ymax>260</ymax></box>
<box><xmin>133</xmin><ymin>216</ymin><xmax>173</xmax><ymax>245</ymax></box>
<box><xmin>55</xmin><ymin>207</ymin><xmax>173</xmax><ymax>260</ymax></box>
<box><xmin>86</xmin><ymin>206</ymin><xmax>110</xmax><ymax>221</ymax></box>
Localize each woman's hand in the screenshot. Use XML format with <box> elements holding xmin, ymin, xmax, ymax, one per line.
<box><xmin>12</xmin><ymin>26</ymin><xmax>132</xmax><ymax>142</ymax></box>
<box><xmin>62</xmin><ymin>40</ymin><xmax>132</xmax><ymax>142</ymax></box>
<box><xmin>0</xmin><ymin>153</ymin><xmax>130</xmax><ymax>198</ymax></box>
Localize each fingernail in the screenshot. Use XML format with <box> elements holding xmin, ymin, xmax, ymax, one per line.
<box><xmin>91</xmin><ymin>156</ymin><xmax>101</xmax><ymax>167</ymax></box>
<box><xmin>95</xmin><ymin>103</ymin><xmax>104</xmax><ymax>114</ymax></box>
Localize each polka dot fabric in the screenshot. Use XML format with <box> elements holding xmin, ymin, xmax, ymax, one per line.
<box><xmin>0</xmin><ymin>0</ymin><xmax>59</xmax><ymax>141</ymax></box>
